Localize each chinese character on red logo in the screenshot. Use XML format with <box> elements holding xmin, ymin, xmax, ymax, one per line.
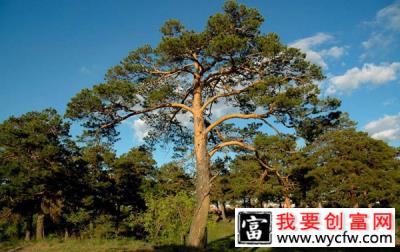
<box><xmin>373</xmin><ymin>213</ymin><xmax>392</xmax><ymax>230</ymax></box>
<box><xmin>349</xmin><ymin>212</ymin><xmax>368</xmax><ymax>230</ymax></box>
<box><xmin>324</xmin><ymin>212</ymin><xmax>343</xmax><ymax>230</ymax></box>
<box><xmin>300</xmin><ymin>212</ymin><xmax>319</xmax><ymax>230</ymax></box>
<box><xmin>276</xmin><ymin>212</ymin><xmax>295</xmax><ymax>230</ymax></box>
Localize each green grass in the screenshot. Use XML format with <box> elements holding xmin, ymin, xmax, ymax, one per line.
<box><xmin>0</xmin><ymin>221</ymin><xmax>237</xmax><ymax>252</ymax></box>
<box><xmin>207</xmin><ymin>220</ymin><xmax>273</xmax><ymax>252</ymax></box>
<box><xmin>0</xmin><ymin>238</ymin><xmax>153</xmax><ymax>252</ymax></box>
<box><xmin>207</xmin><ymin>220</ymin><xmax>235</xmax><ymax>242</ymax></box>
<box><xmin>1</xmin><ymin>220</ymin><xmax>398</xmax><ymax>251</ymax></box>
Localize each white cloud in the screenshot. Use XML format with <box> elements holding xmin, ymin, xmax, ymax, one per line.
<box><xmin>376</xmin><ymin>1</ymin><xmax>400</xmax><ymax>31</ymax></box>
<box><xmin>361</xmin><ymin>2</ymin><xmax>400</xmax><ymax>59</ymax></box>
<box><xmin>131</xmin><ymin>119</ymin><xmax>149</xmax><ymax>142</ymax></box>
<box><xmin>291</xmin><ymin>33</ymin><xmax>333</xmax><ymax>49</ymax></box>
<box><xmin>290</xmin><ymin>33</ymin><xmax>346</xmax><ymax>69</ymax></box>
<box><xmin>320</xmin><ymin>46</ymin><xmax>345</xmax><ymax>58</ymax></box>
<box><xmin>364</xmin><ymin>113</ymin><xmax>400</xmax><ymax>142</ymax></box>
<box><xmin>209</xmin><ymin>101</ymin><xmax>239</xmax><ymax>120</ymax></box>
<box><xmin>362</xmin><ymin>33</ymin><xmax>393</xmax><ymax>49</ymax></box>
<box><xmin>130</xmin><ymin>111</ymin><xmax>193</xmax><ymax>142</ymax></box>
<box><xmin>327</xmin><ymin>62</ymin><xmax>400</xmax><ymax>94</ymax></box>
<box><xmin>176</xmin><ymin>112</ymin><xmax>193</xmax><ymax>128</ymax></box>
<box><xmin>382</xmin><ymin>98</ymin><xmax>397</xmax><ymax>106</ymax></box>
<box><xmin>80</xmin><ymin>66</ymin><xmax>92</xmax><ymax>74</ymax></box>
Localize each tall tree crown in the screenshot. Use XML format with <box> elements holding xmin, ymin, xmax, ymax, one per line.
<box><xmin>66</xmin><ymin>0</ymin><xmax>341</xmax><ymax>155</ymax></box>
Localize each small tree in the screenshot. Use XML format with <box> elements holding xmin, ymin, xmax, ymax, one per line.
<box><xmin>152</xmin><ymin>162</ymin><xmax>194</xmax><ymax>196</ymax></box>
<box><xmin>141</xmin><ymin>162</ymin><xmax>194</xmax><ymax>244</ymax></box>
<box><xmin>110</xmin><ymin>147</ymin><xmax>155</xmax><ymax>233</ymax></box>
<box><xmin>66</xmin><ymin>1</ymin><xmax>341</xmax><ymax>246</ymax></box>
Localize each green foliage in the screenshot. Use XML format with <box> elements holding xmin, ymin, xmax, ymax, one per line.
<box><xmin>0</xmin><ymin>108</ymin><xmax>73</xmax><ymax>239</ymax></box>
<box><xmin>65</xmin><ymin>208</ymin><xmax>91</xmax><ymax>235</ymax></box>
<box><xmin>141</xmin><ymin>192</ymin><xmax>195</xmax><ymax>245</ymax></box>
<box><xmin>65</xmin><ymin>0</ymin><xmax>341</xmax><ymax>153</ymax></box>
<box><xmin>300</xmin><ymin>129</ymin><xmax>400</xmax><ymax>208</ymax></box>
<box><xmin>2</xmin><ymin>1</ymin><xmax>399</xmax><ymax>248</ymax></box>
<box><xmin>152</xmin><ymin>162</ymin><xmax>194</xmax><ymax>196</ymax></box>
<box><xmin>92</xmin><ymin>215</ymin><xmax>115</xmax><ymax>239</ymax></box>
<box><xmin>160</xmin><ymin>19</ymin><xmax>184</xmax><ymax>36</ymax></box>
<box><xmin>0</xmin><ymin>210</ymin><xmax>21</xmax><ymax>241</ymax></box>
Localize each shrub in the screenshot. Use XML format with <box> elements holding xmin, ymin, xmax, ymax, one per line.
<box><xmin>140</xmin><ymin>191</ymin><xmax>195</xmax><ymax>244</ymax></box>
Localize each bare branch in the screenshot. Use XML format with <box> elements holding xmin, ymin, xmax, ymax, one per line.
<box><xmin>259</xmin><ymin>118</ymin><xmax>282</xmax><ymax>136</ymax></box>
<box><xmin>145</xmin><ymin>63</ymin><xmax>194</xmax><ymax>77</ymax></box>
<box><xmin>206</xmin><ymin>113</ymin><xmax>269</xmax><ymax>134</ymax></box>
<box><xmin>209</xmin><ymin>140</ymin><xmax>255</xmax><ymax>157</ymax></box>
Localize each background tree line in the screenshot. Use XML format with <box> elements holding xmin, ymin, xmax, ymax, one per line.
<box><xmin>1</xmin><ymin>108</ymin><xmax>399</xmax><ymax>244</ymax></box>
<box><xmin>0</xmin><ymin>108</ymin><xmax>195</xmax><ymax>243</ymax></box>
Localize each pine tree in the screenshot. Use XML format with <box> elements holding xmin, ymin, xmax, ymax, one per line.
<box><xmin>0</xmin><ymin>109</ymin><xmax>72</xmax><ymax>240</ymax></box>
<box><xmin>66</xmin><ymin>1</ymin><xmax>342</xmax><ymax>246</ymax></box>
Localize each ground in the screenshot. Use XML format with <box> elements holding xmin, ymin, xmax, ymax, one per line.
<box><xmin>1</xmin><ymin>220</ymin><xmax>398</xmax><ymax>251</ymax></box>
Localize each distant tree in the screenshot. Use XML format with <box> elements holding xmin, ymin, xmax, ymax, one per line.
<box><xmin>226</xmin><ymin>153</ymin><xmax>292</xmax><ymax>209</ymax></box>
<box><xmin>253</xmin><ymin>134</ymin><xmax>298</xmax><ymax>208</ymax></box>
<box><xmin>66</xmin><ymin>0</ymin><xmax>342</xmax><ymax>246</ymax></box>
<box><xmin>302</xmin><ymin>129</ymin><xmax>400</xmax><ymax>208</ymax></box>
<box><xmin>152</xmin><ymin>162</ymin><xmax>193</xmax><ymax>196</ymax></box>
<box><xmin>0</xmin><ymin>109</ymin><xmax>72</xmax><ymax>240</ymax></box>
<box><xmin>210</xmin><ymin>158</ymin><xmax>231</xmax><ymax>221</ymax></box>
<box><xmin>110</xmin><ymin>147</ymin><xmax>155</xmax><ymax>233</ymax></box>
<box><xmin>82</xmin><ymin>145</ymin><xmax>115</xmax><ymax>217</ymax></box>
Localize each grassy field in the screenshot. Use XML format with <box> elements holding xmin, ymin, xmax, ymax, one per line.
<box><xmin>1</xmin><ymin>221</ymin><xmax>398</xmax><ymax>252</ymax></box>
<box><xmin>0</xmin><ymin>221</ymin><xmax>236</xmax><ymax>252</ymax></box>
<box><xmin>0</xmin><ymin>238</ymin><xmax>153</xmax><ymax>252</ymax></box>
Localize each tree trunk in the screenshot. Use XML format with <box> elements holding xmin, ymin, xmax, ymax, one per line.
<box><xmin>115</xmin><ymin>204</ymin><xmax>120</xmax><ymax>235</ymax></box>
<box><xmin>64</xmin><ymin>228</ymin><xmax>69</xmax><ymax>240</ymax></box>
<box><xmin>219</xmin><ymin>201</ymin><xmax>227</xmax><ymax>221</ymax></box>
<box><xmin>187</xmin><ymin>82</ymin><xmax>210</xmax><ymax>248</ymax></box>
<box><xmin>24</xmin><ymin>230</ymin><xmax>31</xmax><ymax>241</ymax></box>
<box><xmin>24</xmin><ymin>214</ymin><xmax>33</xmax><ymax>241</ymax></box>
<box><xmin>36</xmin><ymin>214</ymin><xmax>45</xmax><ymax>240</ymax></box>
<box><xmin>283</xmin><ymin>196</ymin><xmax>291</xmax><ymax>208</ymax></box>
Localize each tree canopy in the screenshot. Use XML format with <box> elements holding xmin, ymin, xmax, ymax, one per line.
<box><xmin>65</xmin><ymin>1</ymin><xmax>344</xmax><ymax>246</ymax></box>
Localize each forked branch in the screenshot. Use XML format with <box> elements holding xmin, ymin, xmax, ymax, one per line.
<box><xmin>209</xmin><ymin>140</ymin><xmax>255</xmax><ymax>157</ymax></box>
<box><xmin>205</xmin><ymin>113</ymin><xmax>269</xmax><ymax>134</ymax></box>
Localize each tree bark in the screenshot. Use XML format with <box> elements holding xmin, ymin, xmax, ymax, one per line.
<box><xmin>115</xmin><ymin>204</ymin><xmax>121</xmax><ymax>235</ymax></box>
<box><xmin>187</xmin><ymin>80</ymin><xmax>210</xmax><ymax>248</ymax></box>
<box><xmin>219</xmin><ymin>201</ymin><xmax>227</xmax><ymax>221</ymax></box>
<box><xmin>64</xmin><ymin>228</ymin><xmax>69</xmax><ymax>240</ymax></box>
<box><xmin>24</xmin><ymin>214</ymin><xmax>33</xmax><ymax>241</ymax></box>
<box><xmin>24</xmin><ymin>230</ymin><xmax>31</xmax><ymax>241</ymax></box>
<box><xmin>283</xmin><ymin>196</ymin><xmax>291</xmax><ymax>208</ymax></box>
<box><xmin>36</xmin><ymin>214</ymin><xmax>45</xmax><ymax>240</ymax></box>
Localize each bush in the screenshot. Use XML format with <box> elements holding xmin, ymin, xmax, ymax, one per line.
<box><xmin>93</xmin><ymin>215</ymin><xmax>115</xmax><ymax>239</ymax></box>
<box><xmin>140</xmin><ymin>191</ymin><xmax>195</xmax><ymax>245</ymax></box>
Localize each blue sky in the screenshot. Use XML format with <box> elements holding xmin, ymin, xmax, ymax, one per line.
<box><xmin>1</xmin><ymin>0</ymin><xmax>399</xmax><ymax>164</ymax></box>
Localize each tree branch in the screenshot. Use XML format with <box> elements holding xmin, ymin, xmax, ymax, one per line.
<box><xmin>209</xmin><ymin>140</ymin><xmax>255</xmax><ymax>157</ymax></box>
<box><xmin>100</xmin><ymin>103</ymin><xmax>193</xmax><ymax>129</ymax></box>
<box><xmin>201</xmin><ymin>80</ymin><xmax>261</xmax><ymax>111</ymax></box>
<box><xmin>206</xmin><ymin>113</ymin><xmax>269</xmax><ymax>134</ymax></box>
